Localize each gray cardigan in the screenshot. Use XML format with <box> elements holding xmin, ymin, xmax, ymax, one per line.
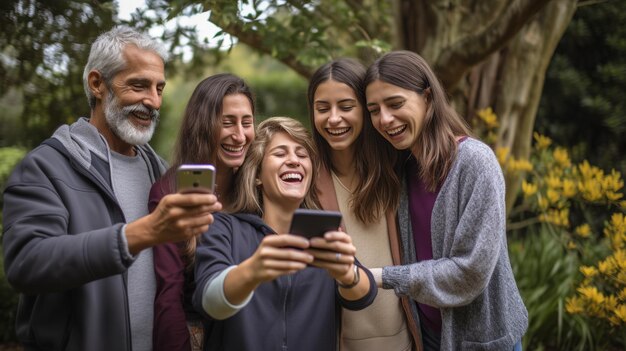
<box><xmin>383</xmin><ymin>138</ymin><xmax>528</xmax><ymax>351</ymax></box>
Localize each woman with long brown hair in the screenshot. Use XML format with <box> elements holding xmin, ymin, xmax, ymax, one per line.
<box><xmin>148</xmin><ymin>73</ymin><xmax>256</xmax><ymax>351</ymax></box>
<box><xmin>307</xmin><ymin>58</ymin><xmax>420</xmax><ymax>350</ymax></box>
<box><xmin>364</xmin><ymin>50</ymin><xmax>527</xmax><ymax>351</ymax></box>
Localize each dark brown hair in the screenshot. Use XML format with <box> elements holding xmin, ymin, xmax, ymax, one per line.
<box><xmin>166</xmin><ymin>73</ymin><xmax>255</xmax><ymax>268</ymax></box>
<box><xmin>307</xmin><ymin>58</ymin><xmax>400</xmax><ymax>223</ymax></box>
<box><xmin>364</xmin><ymin>51</ymin><xmax>471</xmax><ymax>191</ymax></box>
<box><xmin>170</xmin><ymin>73</ymin><xmax>255</xmax><ymax>171</ymax></box>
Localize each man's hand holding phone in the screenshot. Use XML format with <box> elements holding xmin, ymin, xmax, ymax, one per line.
<box><xmin>125</xmin><ymin>164</ymin><xmax>222</xmax><ymax>254</ymax></box>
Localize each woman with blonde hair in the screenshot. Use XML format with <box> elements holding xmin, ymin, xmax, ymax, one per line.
<box><xmin>193</xmin><ymin>117</ymin><xmax>377</xmax><ymax>351</ymax></box>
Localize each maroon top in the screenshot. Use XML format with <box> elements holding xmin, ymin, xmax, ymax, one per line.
<box><xmin>406</xmin><ymin>156</ymin><xmax>443</xmax><ymax>335</ymax></box>
<box><xmin>149</xmin><ymin>174</ymin><xmax>196</xmax><ymax>351</ymax></box>
<box><xmin>406</xmin><ymin>137</ymin><xmax>468</xmax><ymax>335</ymax></box>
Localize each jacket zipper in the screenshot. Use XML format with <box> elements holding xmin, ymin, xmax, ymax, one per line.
<box><xmin>282</xmin><ymin>274</ymin><xmax>292</xmax><ymax>351</ymax></box>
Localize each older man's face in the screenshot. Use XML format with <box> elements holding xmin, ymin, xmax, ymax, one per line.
<box><xmin>103</xmin><ymin>45</ymin><xmax>165</xmax><ymax>147</ymax></box>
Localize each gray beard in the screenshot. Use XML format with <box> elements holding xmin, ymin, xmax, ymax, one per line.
<box><xmin>103</xmin><ymin>91</ymin><xmax>160</xmax><ymax>146</ymax></box>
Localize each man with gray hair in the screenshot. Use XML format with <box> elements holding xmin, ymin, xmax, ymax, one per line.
<box><xmin>2</xmin><ymin>26</ymin><xmax>221</xmax><ymax>351</ymax></box>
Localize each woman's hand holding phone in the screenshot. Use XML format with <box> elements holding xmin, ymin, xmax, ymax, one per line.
<box><xmin>224</xmin><ymin>234</ymin><xmax>313</xmax><ymax>305</ymax></box>
<box><xmin>306</xmin><ymin>231</ymin><xmax>356</xmax><ymax>283</ymax></box>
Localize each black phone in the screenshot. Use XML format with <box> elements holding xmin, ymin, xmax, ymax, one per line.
<box><xmin>176</xmin><ymin>164</ymin><xmax>216</xmax><ymax>194</ymax></box>
<box><xmin>289</xmin><ymin>209</ymin><xmax>342</xmax><ymax>239</ymax></box>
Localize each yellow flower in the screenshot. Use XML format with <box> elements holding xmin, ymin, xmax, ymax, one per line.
<box><xmin>575</xmin><ymin>224</ymin><xmax>592</xmax><ymax>238</ymax></box>
<box><xmin>521</xmin><ymin>180</ymin><xmax>537</xmax><ymax>197</ymax></box>
<box><xmin>533</xmin><ymin>132</ymin><xmax>552</xmax><ymax>150</ymax></box>
<box><xmin>508</xmin><ymin>158</ymin><xmax>533</xmax><ymax>172</ymax></box>
<box><xmin>619</xmin><ymin>288</ymin><xmax>626</xmax><ymax>301</ymax></box>
<box><xmin>580</xmin><ymin>265</ymin><xmax>597</xmax><ymax>277</ymax></box>
<box><xmin>578</xmin><ymin>286</ymin><xmax>605</xmax><ymax>304</ymax></box>
<box><xmin>538</xmin><ymin>197</ymin><xmax>549</xmax><ymax>210</ymax></box>
<box><xmin>558</xmin><ymin>208</ymin><xmax>570</xmax><ymax>227</ymax></box>
<box><xmin>566</xmin><ymin>296</ymin><xmax>584</xmax><ymax>314</ymax></box>
<box><xmin>546</xmin><ymin>175</ymin><xmax>562</xmax><ymax>189</ymax></box>
<box><xmin>578</xmin><ymin>160</ymin><xmax>603</xmax><ymax>180</ymax></box>
<box><xmin>553</xmin><ymin>147</ymin><xmax>571</xmax><ymax>168</ymax></box>
<box><xmin>567</xmin><ymin>241</ymin><xmax>577</xmax><ymax>250</ymax></box>
<box><xmin>598</xmin><ymin>256</ymin><xmax>617</xmax><ymax>275</ymax></box>
<box><xmin>562</xmin><ymin>179</ymin><xmax>577</xmax><ymax>198</ymax></box>
<box><xmin>495</xmin><ymin>147</ymin><xmax>509</xmax><ymax>166</ymax></box>
<box><xmin>614</xmin><ymin>304</ymin><xmax>626</xmax><ymax>323</ymax></box>
<box><xmin>620</xmin><ymin>200</ymin><xmax>626</xmax><ymax>210</ymax></box>
<box><xmin>605</xmin><ymin>295</ymin><xmax>619</xmax><ymax>310</ymax></box>
<box><xmin>612</xmin><ymin>249</ymin><xmax>626</xmax><ymax>269</ymax></box>
<box><xmin>547</xmin><ymin>188</ymin><xmax>560</xmax><ymax>205</ymax></box>
<box><xmin>604</xmin><ymin>170</ymin><xmax>625</xmax><ymax>192</ymax></box>
<box><xmin>608</xmin><ymin>213</ymin><xmax>626</xmax><ymax>236</ymax></box>
<box><xmin>476</xmin><ymin>107</ymin><xmax>499</xmax><ymax>129</ymax></box>
<box><xmin>579</xmin><ymin>179</ymin><xmax>603</xmax><ymax>202</ymax></box>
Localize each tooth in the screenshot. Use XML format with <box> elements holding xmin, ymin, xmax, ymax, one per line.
<box><xmin>328</xmin><ymin>127</ymin><xmax>349</xmax><ymax>135</ymax></box>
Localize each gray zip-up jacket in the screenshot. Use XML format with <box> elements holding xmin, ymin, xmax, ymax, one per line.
<box><xmin>2</xmin><ymin>118</ymin><xmax>166</xmax><ymax>351</ymax></box>
<box><xmin>383</xmin><ymin>138</ymin><xmax>528</xmax><ymax>351</ymax></box>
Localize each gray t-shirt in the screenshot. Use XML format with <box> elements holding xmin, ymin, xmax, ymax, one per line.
<box><xmin>111</xmin><ymin>149</ymin><xmax>155</xmax><ymax>351</ymax></box>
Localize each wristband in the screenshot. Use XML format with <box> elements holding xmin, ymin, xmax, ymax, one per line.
<box><xmin>337</xmin><ymin>264</ymin><xmax>360</xmax><ymax>289</ymax></box>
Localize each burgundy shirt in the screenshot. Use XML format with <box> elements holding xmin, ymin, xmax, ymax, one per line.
<box><xmin>406</xmin><ymin>137</ymin><xmax>467</xmax><ymax>335</ymax></box>
<box><xmin>148</xmin><ymin>174</ymin><xmax>196</xmax><ymax>351</ymax></box>
<box><xmin>406</xmin><ymin>156</ymin><xmax>442</xmax><ymax>334</ymax></box>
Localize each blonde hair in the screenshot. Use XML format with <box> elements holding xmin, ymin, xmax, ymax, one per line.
<box><xmin>227</xmin><ymin>117</ymin><xmax>321</xmax><ymax>214</ymax></box>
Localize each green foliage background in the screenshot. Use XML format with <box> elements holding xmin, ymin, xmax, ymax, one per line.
<box><xmin>537</xmin><ymin>0</ymin><xmax>626</xmax><ymax>176</ymax></box>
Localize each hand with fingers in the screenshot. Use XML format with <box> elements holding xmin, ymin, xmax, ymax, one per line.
<box><xmin>125</xmin><ymin>192</ymin><xmax>222</xmax><ymax>254</ymax></box>
<box><xmin>306</xmin><ymin>231</ymin><xmax>373</xmax><ymax>300</ymax></box>
<box><xmin>224</xmin><ymin>234</ymin><xmax>314</xmax><ymax>305</ymax></box>
<box><xmin>306</xmin><ymin>231</ymin><xmax>357</xmax><ymax>284</ymax></box>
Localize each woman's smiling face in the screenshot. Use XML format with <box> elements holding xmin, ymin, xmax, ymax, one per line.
<box><xmin>366</xmin><ymin>79</ymin><xmax>429</xmax><ymax>152</ymax></box>
<box><xmin>313</xmin><ymin>79</ymin><xmax>363</xmax><ymax>152</ymax></box>
<box><xmin>216</xmin><ymin>93</ymin><xmax>255</xmax><ymax>170</ymax></box>
<box><xmin>258</xmin><ymin>131</ymin><xmax>313</xmax><ymax>206</ymax></box>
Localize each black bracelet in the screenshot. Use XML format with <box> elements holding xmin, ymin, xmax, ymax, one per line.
<box><xmin>337</xmin><ymin>264</ymin><xmax>360</xmax><ymax>289</ymax></box>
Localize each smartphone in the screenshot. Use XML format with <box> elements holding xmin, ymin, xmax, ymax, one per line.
<box><xmin>176</xmin><ymin>164</ymin><xmax>216</xmax><ymax>194</ymax></box>
<box><xmin>289</xmin><ymin>209</ymin><xmax>342</xmax><ymax>239</ymax></box>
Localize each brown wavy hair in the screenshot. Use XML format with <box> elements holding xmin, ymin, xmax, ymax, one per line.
<box><xmin>307</xmin><ymin>58</ymin><xmax>400</xmax><ymax>223</ymax></box>
<box><xmin>163</xmin><ymin>73</ymin><xmax>255</xmax><ymax>269</ymax></box>
<box><xmin>364</xmin><ymin>51</ymin><xmax>471</xmax><ymax>191</ymax></box>
<box><xmin>227</xmin><ymin>117</ymin><xmax>320</xmax><ymax>214</ymax></box>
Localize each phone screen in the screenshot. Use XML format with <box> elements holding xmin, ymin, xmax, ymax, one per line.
<box><xmin>289</xmin><ymin>209</ymin><xmax>342</xmax><ymax>239</ymax></box>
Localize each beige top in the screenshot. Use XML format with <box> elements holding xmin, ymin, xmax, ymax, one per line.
<box><xmin>333</xmin><ymin>173</ymin><xmax>412</xmax><ymax>351</ymax></box>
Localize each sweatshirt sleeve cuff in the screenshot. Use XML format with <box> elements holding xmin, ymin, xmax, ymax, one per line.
<box><xmin>202</xmin><ymin>265</ymin><xmax>254</xmax><ymax>320</ymax></box>
<box><xmin>338</xmin><ymin>262</ymin><xmax>378</xmax><ymax>311</ymax></box>
<box><xmin>118</xmin><ymin>225</ymin><xmax>138</xmax><ymax>266</ymax></box>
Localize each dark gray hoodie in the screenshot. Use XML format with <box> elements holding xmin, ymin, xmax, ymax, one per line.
<box><xmin>2</xmin><ymin>117</ymin><xmax>166</xmax><ymax>350</ymax></box>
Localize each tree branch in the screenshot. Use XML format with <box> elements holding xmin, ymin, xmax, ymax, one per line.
<box><xmin>434</xmin><ymin>0</ymin><xmax>554</xmax><ymax>89</ymax></box>
<box><xmin>207</xmin><ymin>9</ymin><xmax>314</xmax><ymax>78</ymax></box>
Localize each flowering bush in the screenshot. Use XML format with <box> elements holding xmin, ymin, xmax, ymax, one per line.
<box><xmin>474</xmin><ymin>108</ymin><xmax>626</xmax><ymax>347</ymax></box>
